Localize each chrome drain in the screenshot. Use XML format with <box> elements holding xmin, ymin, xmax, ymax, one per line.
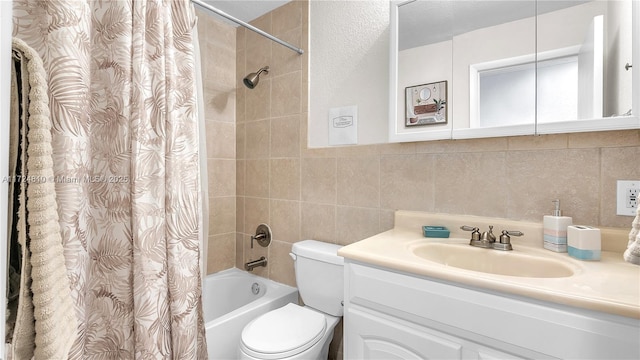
<box><xmin>251</xmin><ymin>282</ymin><xmax>260</xmax><ymax>295</ymax></box>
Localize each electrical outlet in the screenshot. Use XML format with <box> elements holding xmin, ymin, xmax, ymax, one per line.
<box><xmin>617</xmin><ymin>180</ymin><xmax>640</xmax><ymax>216</ymax></box>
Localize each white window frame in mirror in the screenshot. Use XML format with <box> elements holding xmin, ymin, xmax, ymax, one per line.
<box><xmin>389</xmin><ymin>0</ymin><xmax>640</xmax><ymax>143</ymax></box>
<box><xmin>469</xmin><ymin>46</ymin><xmax>580</xmax><ymax>129</ymax></box>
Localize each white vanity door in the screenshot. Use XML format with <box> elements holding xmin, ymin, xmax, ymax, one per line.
<box><xmin>345</xmin><ymin>306</ymin><xmax>463</xmax><ymax>359</ymax></box>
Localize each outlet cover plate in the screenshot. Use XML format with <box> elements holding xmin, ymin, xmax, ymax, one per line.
<box><xmin>616</xmin><ymin>180</ymin><xmax>640</xmax><ymax>216</ymax></box>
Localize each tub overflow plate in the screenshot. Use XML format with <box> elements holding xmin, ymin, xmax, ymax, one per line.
<box><xmin>251</xmin><ymin>282</ymin><xmax>260</xmax><ymax>295</ymax></box>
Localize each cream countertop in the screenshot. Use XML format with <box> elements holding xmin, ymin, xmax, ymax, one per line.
<box><xmin>338</xmin><ymin>211</ymin><xmax>640</xmax><ymax>319</ymax></box>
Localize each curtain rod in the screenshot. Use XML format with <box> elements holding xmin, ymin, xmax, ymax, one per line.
<box><xmin>191</xmin><ymin>0</ymin><xmax>304</xmax><ymax>55</ymax></box>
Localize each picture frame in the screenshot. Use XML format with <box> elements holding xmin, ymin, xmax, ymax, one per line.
<box><xmin>405</xmin><ymin>81</ymin><xmax>447</xmax><ymax>126</ymax></box>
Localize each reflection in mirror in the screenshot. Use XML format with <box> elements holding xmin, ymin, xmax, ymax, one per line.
<box><xmin>537</xmin><ymin>0</ymin><xmax>634</xmax><ymax>126</ymax></box>
<box><xmin>390</xmin><ymin>0</ymin><xmax>639</xmax><ymax>142</ymax></box>
<box><xmin>451</xmin><ymin>0</ymin><xmax>537</xmax><ymax>136</ymax></box>
<box><xmin>393</xmin><ymin>0</ymin><xmax>454</xmax><ymax>141</ymax></box>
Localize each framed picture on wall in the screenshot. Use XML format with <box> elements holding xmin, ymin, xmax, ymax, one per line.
<box><xmin>405</xmin><ymin>81</ymin><xmax>447</xmax><ymax>126</ymax></box>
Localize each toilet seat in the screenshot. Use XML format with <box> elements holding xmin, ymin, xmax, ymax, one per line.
<box><xmin>240</xmin><ymin>303</ymin><xmax>327</xmax><ymax>359</ymax></box>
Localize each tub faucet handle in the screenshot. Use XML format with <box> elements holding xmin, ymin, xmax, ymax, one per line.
<box><xmin>251</xmin><ymin>223</ymin><xmax>272</xmax><ymax>249</ymax></box>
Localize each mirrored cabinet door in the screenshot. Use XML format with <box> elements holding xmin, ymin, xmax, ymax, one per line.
<box><xmin>451</xmin><ymin>0</ymin><xmax>537</xmax><ymax>139</ymax></box>
<box><xmin>536</xmin><ymin>0</ymin><xmax>639</xmax><ymax>134</ymax></box>
<box><xmin>390</xmin><ymin>0</ymin><xmax>454</xmax><ymax>142</ymax></box>
<box><xmin>389</xmin><ymin>0</ymin><xmax>639</xmax><ymax>143</ymax></box>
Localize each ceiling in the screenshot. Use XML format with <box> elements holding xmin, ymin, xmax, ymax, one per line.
<box><xmin>200</xmin><ymin>0</ymin><xmax>289</xmax><ymax>25</ymax></box>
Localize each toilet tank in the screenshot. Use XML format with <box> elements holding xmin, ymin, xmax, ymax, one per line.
<box><xmin>291</xmin><ymin>240</ymin><xmax>344</xmax><ymax>317</ymax></box>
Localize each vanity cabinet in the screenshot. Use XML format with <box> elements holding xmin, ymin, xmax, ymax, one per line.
<box><xmin>344</xmin><ymin>261</ymin><xmax>640</xmax><ymax>360</ymax></box>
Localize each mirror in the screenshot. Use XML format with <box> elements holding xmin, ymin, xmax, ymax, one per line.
<box><xmin>390</xmin><ymin>0</ymin><xmax>639</xmax><ymax>143</ymax></box>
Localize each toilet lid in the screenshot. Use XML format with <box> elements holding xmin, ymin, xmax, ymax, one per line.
<box><xmin>240</xmin><ymin>303</ymin><xmax>327</xmax><ymax>359</ymax></box>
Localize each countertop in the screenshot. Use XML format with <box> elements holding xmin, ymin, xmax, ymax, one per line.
<box><xmin>338</xmin><ymin>211</ymin><xmax>640</xmax><ymax>319</ymax></box>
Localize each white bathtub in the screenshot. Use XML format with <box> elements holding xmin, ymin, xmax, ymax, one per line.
<box><xmin>203</xmin><ymin>267</ymin><xmax>298</xmax><ymax>360</ymax></box>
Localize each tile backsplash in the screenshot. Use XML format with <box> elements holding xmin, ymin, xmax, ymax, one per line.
<box><xmin>199</xmin><ymin>2</ymin><xmax>640</xmax><ymax>284</ymax></box>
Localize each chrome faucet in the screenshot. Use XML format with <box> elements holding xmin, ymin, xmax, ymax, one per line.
<box><xmin>461</xmin><ymin>225</ymin><xmax>523</xmax><ymax>251</ymax></box>
<box><xmin>245</xmin><ymin>256</ymin><xmax>267</xmax><ymax>271</ymax></box>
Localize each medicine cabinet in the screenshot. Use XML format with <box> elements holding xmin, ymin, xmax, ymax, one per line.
<box><xmin>389</xmin><ymin>0</ymin><xmax>640</xmax><ymax>143</ymax></box>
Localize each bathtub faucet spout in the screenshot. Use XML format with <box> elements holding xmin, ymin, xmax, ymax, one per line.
<box><xmin>245</xmin><ymin>256</ymin><xmax>267</xmax><ymax>271</ymax></box>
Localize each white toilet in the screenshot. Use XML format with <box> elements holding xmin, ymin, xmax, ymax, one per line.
<box><xmin>238</xmin><ymin>240</ymin><xmax>344</xmax><ymax>360</ymax></box>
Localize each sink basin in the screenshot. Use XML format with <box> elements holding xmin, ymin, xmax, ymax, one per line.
<box><xmin>411</xmin><ymin>242</ymin><xmax>575</xmax><ymax>278</ymax></box>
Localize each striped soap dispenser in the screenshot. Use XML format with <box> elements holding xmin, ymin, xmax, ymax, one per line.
<box><xmin>543</xmin><ymin>199</ymin><xmax>573</xmax><ymax>252</ymax></box>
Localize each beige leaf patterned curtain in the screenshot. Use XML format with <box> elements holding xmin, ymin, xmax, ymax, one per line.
<box><xmin>12</xmin><ymin>0</ymin><xmax>208</xmax><ymax>358</ymax></box>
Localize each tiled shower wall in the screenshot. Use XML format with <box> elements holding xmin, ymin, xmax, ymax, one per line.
<box><xmin>196</xmin><ymin>10</ymin><xmax>237</xmax><ymax>274</ymax></box>
<box><xmin>200</xmin><ymin>2</ymin><xmax>640</xmax><ymax>279</ymax></box>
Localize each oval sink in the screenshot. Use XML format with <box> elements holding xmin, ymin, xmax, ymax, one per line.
<box><xmin>411</xmin><ymin>242</ymin><xmax>575</xmax><ymax>278</ymax></box>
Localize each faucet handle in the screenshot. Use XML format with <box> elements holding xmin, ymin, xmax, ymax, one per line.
<box><xmin>460</xmin><ymin>225</ymin><xmax>479</xmax><ymax>232</ymax></box>
<box><xmin>494</xmin><ymin>230</ymin><xmax>523</xmax><ymax>251</ymax></box>
<box><xmin>460</xmin><ymin>225</ymin><xmax>481</xmax><ymax>242</ymax></box>
<box><xmin>503</xmin><ymin>230</ymin><xmax>523</xmax><ymax>237</ymax></box>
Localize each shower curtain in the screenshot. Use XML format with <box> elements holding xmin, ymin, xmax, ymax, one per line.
<box><xmin>12</xmin><ymin>0</ymin><xmax>208</xmax><ymax>358</ymax></box>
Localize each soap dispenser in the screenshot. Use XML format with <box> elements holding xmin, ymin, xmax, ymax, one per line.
<box><xmin>543</xmin><ymin>199</ymin><xmax>573</xmax><ymax>252</ymax></box>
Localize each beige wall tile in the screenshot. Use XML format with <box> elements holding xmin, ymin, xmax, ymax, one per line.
<box><xmin>236</xmin><ymin>159</ymin><xmax>245</xmax><ymax>196</ymax></box>
<box><xmin>569</xmin><ymin>130</ymin><xmax>640</xmax><ymax>149</ymax></box>
<box><xmin>272</xmin><ymin>0</ymin><xmax>302</xmax><ymax>36</ymax></box>
<box><xmin>236</xmin><ymin>196</ymin><xmax>245</xmax><ymax>233</ymax></box>
<box><xmin>507</xmin><ymin>134</ymin><xmax>567</xmax><ymax>151</ymax></box>
<box><xmin>270</xmin><ymin>158</ymin><xmax>301</xmax><ymax>200</ymax></box>
<box><xmin>203</xmin><ymin>87</ymin><xmax>236</xmax><ymax>123</ymax></box>
<box><xmin>335</xmin><ymin>206</ymin><xmax>380</xmax><ymax>246</ymax></box>
<box><xmin>246</xmin><ymin>15</ymin><xmax>272</xmax><ymax>75</ymax></box>
<box><xmin>301</xmin><ymin>202</ymin><xmax>336</xmax><ymax>243</ymax></box>
<box><xmin>209</xmin><ymin>159</ymin><xmax>236</xmax><ymax>197</ymax></box>
<box><xmin>416</xmin><ymin>137</ymin><xmax>508</xmax><ymax>154</ymax></box>
<box><xmin>301</xmin><ymin>157</ymin><xmax>337</xmax><ymax>204</ymax></box>
<box><xmin>245</xmin><ymin>78</ymin><xmax>271</xmax><ymax>121</ymax></box>
<box><xmin>271</xmin><ymin>71</ymin><xmax>302</xmax><ymax>117</ymax></box>
<box><xmin>236</xmin><ymin>48</ymin><xmax>247</xmax><ymax>123</ymax></box>
<box><xmin>380</xmin><ymin>209</ymin><xmax>395</xmax><ymax>231</ymax></box>
<box><xmin>245</xmin><ymin>119</ymin><xmax>270</xmax><ymax>159</ymax></box>
<box><xmin>434</xmin><ymin>152</ymin><xmax>508</xmax><ymax>218</ymax></box>
<box><xmin>244</xmin><ymin>197</ymin><xmax>270</xmax><ymax>234</ymax></box>
<box><xmin>506</xmin><ymin>149</ymin><xmax>600</xmax><ymax>224</ymax></box>
<box><xmin>380</xmin><ymin>142</ymin><xmax>417</xmax><ymax>155</ymax></box>
<box><xmin>600</xmin><ymin>146</ymin><xmax>640</xmax><ymax>227</ymax></box>
<box><xmin>271</xmin><ymin>28</ymin><xmax>303</xmax><ymax>76</ymax></box>
<box><xmin>209</xmin><ymin>196</ymin><xmax>236</xmax><ymax>235</ymax></box>
<box><xmin>268</xmin><ymin>240</ymin><xmax>296</xmax><ymax>287</ymax></box>
<box><xmin>270</xmin><ymin>200</ymin><xmax>301</xmax><ymax>243</ymax></box>
<box><xmin>235</xmin><ymin>232</ymin><xmax>244</xmax><ymax>269</ymax></box>
<box><xmin>337</xmin><ymin>157</ymin><xmax>380</xmax><ymax>208</ymax></box>
<box><xmin>236</xmin><ymin>122</ymin><xmax>246</xmax><ymax>159</ymax></box>
<box><xmin>206</xmin><ymin>121</ymin><xmax>235</xmax><ymax>159</ymax></box>
<box><xmin>336</xmin><ymin>144</ymin><xmax>381</xmax><ymax>158</ymax></box>
<box><xmin>207</xmin><ymin>233</ymin><xmax>236</xmax><ymax>274</ymax></box>
<box><xmin>204</xmin><ymin>41</ymin><xmax>236</xmax><ymax>88</ymax></box>
<box><xmin>380</xmin><ymin>154</ymin><xmax>434</xmax><ymax>211</ymax></box>
<box><xmin>271</xmin><ymin>115</ymin><xmax>301</xmax><ymax>158</ymax></box>
<box><xmin>245</xmin><ymin>159</ymin><xmax>269</xmax><ymax>198</ymax></box>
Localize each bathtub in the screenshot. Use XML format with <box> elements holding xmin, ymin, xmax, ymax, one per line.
<box><xmin>203</xmin><ymin>267</ymin><xmax>298</xmax><ymax>360</ymax></box>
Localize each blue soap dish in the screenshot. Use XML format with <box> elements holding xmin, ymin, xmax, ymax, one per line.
<box><xmin>423</xmin><ymin>226</ymin><xmax>450</xmax><ymax>238</ymax></box>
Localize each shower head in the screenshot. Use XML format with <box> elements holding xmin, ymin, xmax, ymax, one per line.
<box><xmin>243</xmin><ymin>66</ymin><xmax>269</xmax><ymax>89</ymax></box>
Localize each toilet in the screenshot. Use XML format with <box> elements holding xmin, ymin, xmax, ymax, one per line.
<box><xmin>238</xmin><ymin>240</ymin><xmax>344</xmax><ymax>360</ymax></box>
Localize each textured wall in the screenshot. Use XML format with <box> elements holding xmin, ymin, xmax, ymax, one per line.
<box><xmin>308</xmin><ymin>0</ymin><xmax>389</xmax><ymax>147</ymax></box>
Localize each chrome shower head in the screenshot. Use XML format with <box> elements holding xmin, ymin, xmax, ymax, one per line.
<box><xmin>243</xmin><ymin>66</ymin><xmax>269</xmax><ymax>89</ymax></box>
